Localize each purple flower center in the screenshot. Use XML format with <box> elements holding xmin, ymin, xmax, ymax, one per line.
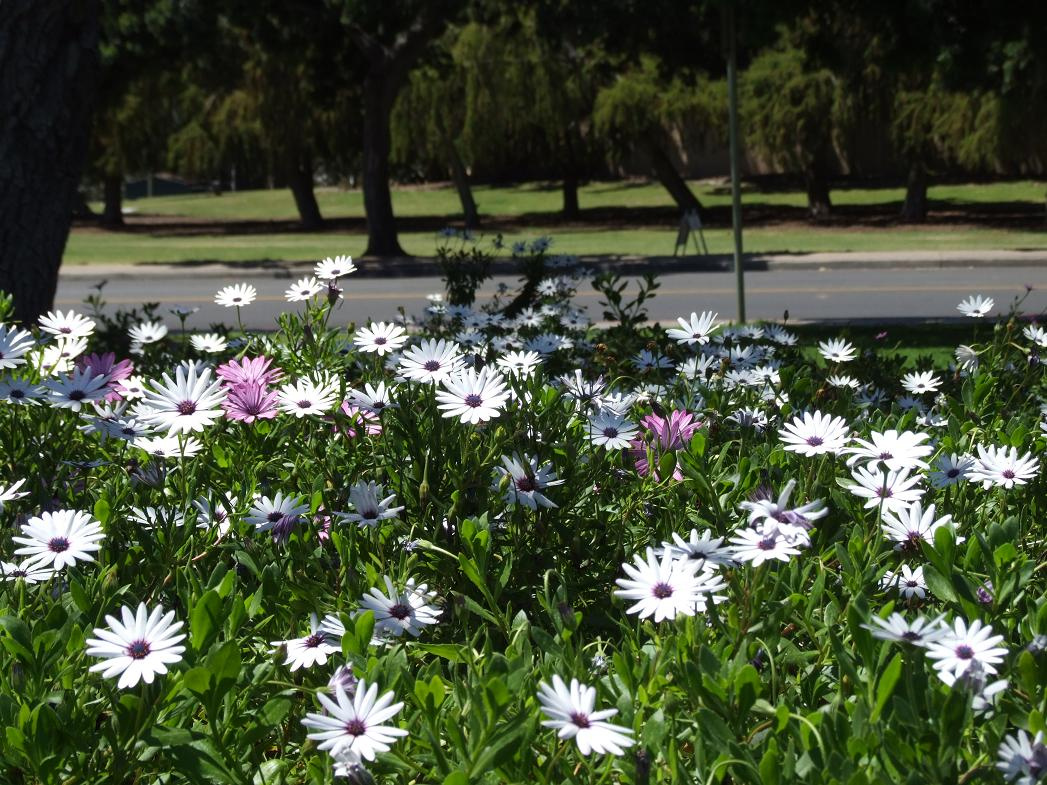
<box><xmin>602</xmin><ymin>427</ymin><xmax>619</xmax><ymax>438</ymax></box>
<box><xmin>902</xmin><ymin>631</ymin><xmax>921</xmax><ymax>642</ymax></box>
<box><xmin>652</xmin><ymin>582</ymin><xmax>674</xmax><ymax>599</ymax></box>
<box><xmin>177</xmin><ymin>400</ymin><xmax>197</xmax><ymax>415</ymax></box>
<box><xmin>10</xmin><ymin>390</ymin><xmax>24</xmax><ymax>399</ymax></box>
<box><xmin>267</xmin><ymin>511</ymin><xmax>284</xmax><ymax>523</ymax></box>
<box><xmin>569</xmin><ymin>712</ymin><xmax>591</xmax><ymax>729</ymax></box>
<box><xmin>423</xmin><ymin>360</ymin><xmax>441</xmax><ymax>372</ymax></box>
<box><xmin>879</xmin><ymin>452</ymin><xmax>893</xmax><ymax>460</ymax></box>
<box><xmin>374</xmin><ymin>337</ymin><xmax>387</xmax><ymax>345</ymax></box>
<box><xmin>515</xmin><ymin>476</ymin><xmax>537</xmax><ymax>492</ymax></box>
<box><xmin>1002</xmin><ymin>470</ymin><xmax>1015</xmax><ymax>479</ymax></box>
<box><xmin>59</xmin><ymin>326</ymin><xmax>72</xmax><ymax>334</ymax></box>
<box><xmin>947</xmin><ymin>468</ymin><xmax>960</xmax><ymax>478</ymax></box>
<box><xmin>464</xmin><ymin>393</ymin><xmax>483</xmax><ymax>408</ymax></box>
<box><xmin>878</xmin><ymin>487</ymin><xmax>892</xmax><ymax>498</ymax></box>
<box><xmin>126</xmin><ymin>640</ymin><xmax>151</xmax><ymax>659</ymax></box>
<box><xmin>806</xmin><ymin>436</ymin><xmax>823</xmax><ymax>446</ymax></box>
<box><xmin>758</xmin><ymin>537</ymin><xmax>776</xmax><ymax>551</ymax></box>
<box><xmin>343</xmin><ymin>719</ymin><xmax>367</xmax><ymax>736</ymax></box>
<box><xmin>304</xmin><ymin>634</ymin><xmax>325</xmax><ymax>649</ymax></box>
<box><xmin>48</xmin><ymin>537</ymin><xmax>70</xmax><ymax>553</ymax></box>
<box><xmin>388</xmin><ymin>603</ymin><xmax>411</xmax><ymax>620</ymax></box>
<box><xmin>955</xmin><ymin>645</ymin><xmax>975</xmax><ymax>660</ymax></box>
<box><xmin>68</xmin><ymin>390</ymin><xmax>86</xmax><ymax>401</ymax></box>
<box><xmin>297</xmin><ymin>400</ymin><xmax>312</xmax><ymax>409</ymax></box>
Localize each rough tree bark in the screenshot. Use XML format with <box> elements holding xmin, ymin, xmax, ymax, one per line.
<box><xmin>101</xmin><ymin>174</ymin><xmax>123</xmax><ymax>227</ymax></box>
<box><xmin>351</xmin><ymin>8</ymin><xmax>451</xmax><ymax>257</ymax></box>
<box><xmin>804</xmin><ymin>165</ymin><xmax>832</xmax><ymax>220</ymax></box>
<box><xmin>644</xmin><ymin>136</ymin><xmax>702</xmax><ymax>214</ymax></box>
<box><xmin>900</xmin><ymin>161</ymin><xmax>928</xmax><ymax>222</ymax></box>
<box><xmin>443</xmin><ymin>129</ymin><xmax>479</xmax><ymax>229</ymax></box>
<box><xmin>286</xmin><ymin>159</ymin><xmax>324</xmax><ymax>230</ymax></box>
<box><xmin>0</xmin><ymin>1</ymin><xmax>100</xmax><ymax>322</ymax></box>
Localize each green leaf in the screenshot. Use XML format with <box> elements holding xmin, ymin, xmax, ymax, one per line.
<box><xmin>93</xmin><ymin>498</ymin><xmax>111</xmax><ymax>525</ymax></box>
<box><xmin>190</xmin><ymin>590</ymin><xmax>223</xmax><ymax>652</ymax></box>
<box><xmin>181</xmin><ymin>667</ymin><xmax>211</xmax><ymax>697</ymax></box>
<box><xmin>442</xmin><ymin>772</ymin><xmax>470</xmax><ymax>785</ymax></box>
<box><xmin>760</xmin><ymin>738</ymin><xmax>780</xmax><ymax>785</ymax></box>
<box><xmin>922</xmin><ymin>565</ymin><xmax>959</xmax><ymax>603</ymax></box>
<box><xmin>871</xmin><ymin>653</ymin><xmax>903</xmax><ymax>722</ymax></box>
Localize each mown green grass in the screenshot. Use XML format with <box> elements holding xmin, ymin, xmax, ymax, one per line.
<box><xmin>99</xmin><ymin>179</ymin><xmax>1047</xmax><ymax>222</ymax></box>
<box><xmin>64</xmin><ymin>224</ymin><xmax>1047</xmax><ymax>265</ymax></box>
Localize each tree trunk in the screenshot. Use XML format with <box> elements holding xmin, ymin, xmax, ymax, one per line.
<box><xmin>101</xmin><ymin>174</ymin><xmax>123</xmax><ymax>226</ymax></box>
<box><xmin>644</xmin><ymin>135</ymin><xmax>702</xmax><ymax>214</ymax></box>
<box><xmin>900</xmin><ymin>161</ymin><xmax>928</xmax><ymax>222</ymax></box>
<box><xmin>361</xmin><ymin>74</ymin><xmax>406</xmax><ymax>256</ymax></box>
<box><xmin>286</xmin><ymin>162</ymin><xmax>323</xmax><ymax>230</ymax></box>
<box><xmin>562</xmin><ymin>173</ymin><xmax>580</xmax><ymax>220</ymax></box>
<box><xmin>73</xmin><ymin>190</ymin><xmax>95</xmax><ymax>219</ymax></box>
<box><xmin>0</xmin><ymin>1</ymin><xmax>100</xmax><ymax>324</ymax></box>
<box><xmin>444</xmin><ymin>133</ymin><xmax>479</xmax><ymax>229</ymax></box>
<box><xmin>804</xmin><ymin>167</ymin><xmax>832</xmax><ymax>220</ymax></box>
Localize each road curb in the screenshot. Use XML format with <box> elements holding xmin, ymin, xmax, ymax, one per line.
<box><xmin>59</xmin><ymin>250</ymin><xmax>1047</xmax><ymax>281</ymax></box>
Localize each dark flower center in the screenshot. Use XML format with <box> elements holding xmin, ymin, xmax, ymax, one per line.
<box><xmin>464</xmin><ymin>393</ymin><xmax>483</xmax><ymax>408</ymax></box>
<box><xmin>297</xmin><ymin>400</ymin><xmax>312</xmax><ymax>409</ymax></box>
<box><xmin>48</xmin><ymin>537</ymin><xmax>70</xmax><ymax>553</ymax></box>
<box><xmin>10</xmin><ymin>390</ymin><xmax>24</xmax><ymax>399</ymax></box>
<box><xmin>304</xmin><ymin>634</ymin><xmax>325</xmax><ymax>649</ymax></box>
<box><xmin>905</xmin><ymin>580</ymin><xmax>919</xmax><ymax>588</ymax></box>
<box><xmin>59</xmin><ymin>326</ymin><xmax>72</xmax><ymax>334</ymax></box>
<box><xmin>806</xmin><ymin>436</ymin><xmax>823</xmax><ymax>446</ymax></box>
<box><xmin>374</xmin><ymin>337</ymin><xmax>387</xmax><ymax>345</ymax></box>
<box><xmin>1002</xmin><ymin>470</ymin><xmax>1015</xmax><ymax>479</ymax></box>
<box><xmin>515</xmin><ymin>476</ymin><xmax>537</xmax><ymax>492</ymax></box>
<box><xmin>955</xmin><ymin>645</ymin><xmax>975</xmax><ymax>660</ymax></box>
<box><xmin>388</xmin><ymin>603</ymin><xmax>411</xmax><ymax>620</ymax></box>
<box><xmin>267</xmin><ymin>511</ymin><xmax>283</xmax><ymax>523</ymax></box>
<box><xmin>879</xmin><ymin>452</ymin><xmax>893</xmax><ymax>460</ymax></box>
<box><xmin>344</xmin><ymin>719</ymin><xmax>367</xmax><ymax>736</ymax></box>
<box><xmin>652</xmin><ymin>582</ymin><xmax>674</xmax><ymax>599</ymax></box>
<box><xmin>757</xmin><ymin>537</ymin><xmax>776</xmax><ymax>551</ymax></box>
<box><xmin>602</xmin><ymin>427</ymin><xmax>619</xmax><ymax>438</ymax></box>
<box><xmin>569</xmin><ymin>712</ymin><xmax>591</xmax><ymax>729</ymax></box>
<box><xmin>902</xmin><ymin>631</ymin><xmax>921</xmax><ymax>642</ymax></box>
<box><xmin>68</xmin><ymin>390</ymin><xmax>86</xmax><ymax>401</ymax></box>
<box><xmin>878</xmin><ymin>487</ymin><xmax>892</xmax><ymax>498</ymax></box>
<box><xmin>947</xmin><ymin>468</ymin><xmax>960</xmax><ymax>478</ymax></box>
<box><xmin>177</xmin><ymin>400</ymin><xmax>196</xmax><ymax>415</ymax></box>
<box><xmin>126</xmin><ymin>640</ymin><xmax>151</xmax><ymax>659</ymax></box>
<box><xmin>423</xmin><ymin>360</ymin><xmax>441</xmax><ymax>371</ymax></box>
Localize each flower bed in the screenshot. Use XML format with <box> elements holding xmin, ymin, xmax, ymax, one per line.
<box><xmin>0</xmin><ymin>243</ymin><xmax>1045</xmax><ymax>784</ymax></box>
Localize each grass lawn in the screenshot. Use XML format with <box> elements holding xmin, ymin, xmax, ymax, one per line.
<box><xmin>99</xmin><ymin>179</ymin><xmax>1047</xmax><ymax>222</ymax></box>
<box><xmin>64</xmin><ymin>224</ymin><xmax>1047</xmax><ymax>265</ymax></box>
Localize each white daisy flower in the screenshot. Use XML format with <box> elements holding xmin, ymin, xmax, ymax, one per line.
<box><xmin>114</xmin><ymin>374</ymin><xmax>147</xmax><ymax>400</ymax></box>
<box><xmin>496</xmin><ymin>350</ymin><xmax>543</xmax><ymax>378</ymax></box>
<box><xmin>1022</xmin><ymin>325</ymin><xmax>1047</xmax><ymax>348</ymax></box>
<box><xmin>337</xmin><ymin>481</ymin><xmax>403</xmax><ymax>528</ymax></box>
<box><xmin>315</xmin><ymin>255</ymin><xmax>357</xmax><ymax>280</ymax></box>
<box><xmin>728</xmin><ymin>527</ymin><xmax>802</xmax><ymax>566</ymax></box>
<box><xmin>880</xmin><ymin>564</ymin><xmax>929</xmax><ymax>599</ymax></box>
<box><xmin>925</xmin><ymin>617</ymin><xmax>1007</xmax><ymax>680</ymax></box>
<box><xmin>967</xmin><ymin>444</ymin><xmax>1039</xmax><ymax>489</ymax></box>
<box><xmin>140</xmin><ymin>365</ymin><xmax>227</xmax><ymax>435</ymax></box>
<box><xmin>38</xmin><ymin>309</ymin><xmax>95</xmax><ymax>339</ymax></box>
<box><xmin>847</xmin><ymin>466</ymin><xmax>925</xmax><ymax>515</ymax></box>
<box><xmin>189</xmin><ymin>333</ymin><xmax>227</xmax><ymax>354</ymax></box>
<box><xmin>844</xmin><ymin>429</ymin><xmax>933</xmax><ymax>471</ymax></box>
<box><xmin>631</xmin><ymin>349</ymin><xmax>673</xmax><ymax>371</ymax></box>
<box><xmin>862</xmin><ymin>613</ymin><xmax>945</xmax><ymax>646</ymax></box>
<box><xmin>356</xmin><ymin>576</ymin><xmax>441</xmax><ymax>639</ymax></box>
<box><xmin>880</xmin><ymin>501</ymin><xmax>956</xmax><ymax>551</ymax></box>
<box><xmin>956</xmin><ymin>294</ymin><xmax>993</xmax><ymax>317</ymax></box>
<box><xmin>246</xmin><ymin>492</ymin><xmax>309</xmax><ymax>532</ymax></box>
<box><xmin>301</xmin><ymin>680</ymin><xmax>407</xmax><ymax>761</ymax></box>
<box><xmin>657</xmin><ymin>528</ymin><xmax>736</xmax><ymax>568</ymax></box>
<box><xmin>277</xmin><ymin>377</ymin><xmax>338</xmax><ymax>418</ymax></box>
<box><xmin>494</xmin><ymin>454</ymin><xmax>564</xmax><ymax>509</ymax></box>
<box><xmin>436</xmin><ymin>367</ymin><xmax>510</xmax><ymax>424</ymax></box>
<box><xmin>929</xmin><ymin>453</ymin><xmax>975</xmax><ymax>488</ymax></box>
<box><xmin>954</xmin><ymin>344</ymin><xmax>979</xmax><ymax>371</ymax></box>
<box><xmin>285</xmin><ymin>276</ymin><xmax>325</xmax><ymax>302</ymax></box>
<box><xmin>398</xmin><ymin>339</ymin><xmax>463</xmax><ymax>383</ymax></box>
<box><xmin>0</xmin><ymin>478</ymin><xmax>28</xmax><ymax>510</ymax></box>
<box><xmin>347</xmin><ymin>381</ymin><xmax>397</xmax><ymax>414</ymax></box>
<box><xmin>134</xmin><ymin>434</ymin><xmax>203</xmax><ymax>458</ymax></box>
<box><xmin>214</xmin><ymin>283</ymin><xmax>257</xmax><ymax>307</ymax></box>
<box><xmin>85</xmin><ymin>603</ymin><xmax>186</xmax><ymax>689</ymax></box>
<box><xmin>536</xmin><ymin>675</ymin><xmax>635</xmax><ymax>756</ymax></box>
<box><xmin>827</xmin><ymin>374</ymin><xmax>860</xmax><ymax>390</ymax></box>
<box><xmin>901</xmin><ymin>370</ymin><xmax>942</xmax><ymax>395</ymax></box>
<box><xmin>997</xmin><ymin>730</ymin><xmax>1047</xmax><ymax>785</ymax></box>
<box><xmin>128</xmin><ymin>321</ymin><xmax>168</xmax><ymax>346</ymax></box>
<box><xmin>818</xmin><ymin>338</ymin><xmax>857</xmax><ymax>363</ymax></box>
<box><xmin>586</xmin><ymin>411</ymin><xmax>637</xmax><ymax>450</ymax></box>
<box><xmin>0</xmin><ymin>325</ymin><xmax>36</xmax><ymax>369</ymax></box>
<box><xmin>666</xmin><ymin>311</ymin><xmax>719</xmax><ymax>346</ymax></box>
<box><xmin>778</xmin><ymin>411</ymin><xmax>850</xmax><ymax>456</ymax></box>
<box><xmin>0</xmin><ymin>559</ymin><xmax>56</xmax><ymax>584</ymax></box>
<box><xmin>613</xmin><ymin>548</ymin><xmax>718</xmax><ymax>621</ymax></box>
<box><xmin>272</xmin><ymin>613</ymin><xmax>340</xmax><ymax>671</ymax></box>
<box><xmin>44</xmin><ymin>368</ymin><xmax>109</xmax><ymax>411</ymax></box>
<box><xmin>0</xmin><ymin>376</ymin><xmax>42</xmax><ymax>405</ymax></box>
<box><xmin>739</xmin><ymin>479</ymin><xmax>827</xmax><ymax>544</ymax></box>
<box><xmin>354</xmin><ymin>322</ymin><xmax>408</xmax><ymax>356</ymax></box>
<box><xmin>12</xmin><ymin>510</ymin><xmax>104</xmax><ymax>569</ymax></box>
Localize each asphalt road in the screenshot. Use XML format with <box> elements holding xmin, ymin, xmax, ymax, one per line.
<box><xmin>54</xmin><ymin>266</ymin><xmax>1047</xmax><ymax>330</ymax></box>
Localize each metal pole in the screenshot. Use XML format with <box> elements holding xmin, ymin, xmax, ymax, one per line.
<box><xmin>726</xmin><ymin>1</ymin><xmax>746</xmax><ymax>322</ymax></box>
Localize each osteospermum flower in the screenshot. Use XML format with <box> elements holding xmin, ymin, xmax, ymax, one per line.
<box><xmin>0</xmin><ymin>325</ymin><xmax>35</xmax><ymax>369</ymax></box>
<box><xmin>315</xmin><ymin>255</ymin><xmax>357</xmax><ymax>280</ymax></box>
<box><xmin>140</xmin><ymin>365</ymin><xmax>227</xmax><ymax>434</ymax></box>
<box><xmin>957</xmin><ymin>294</ymin><xmax>993</xmax><ymax>317</ymax></box>
<box><xmin>929</xmin><ymin>453</ymin><xmax>975</xmax><ymax>488</ymax></box>
<box><xmin>347</xmin><ymin>381</ymin><xmax>397</xmax><ymax>414</ymax></box>
<box><xmin>44</xmin><ymin>368</ymin><xmax>109</xmax><ymax>412</ymax></box>
<box><xmin>862</xmin><ymin>613</ymin><xmax>945</xmax><ymax>646</ymax></box>
<box><xmin>285</xmin><ymin>276</ymin><xmax>324</xmax><ymax>302</ymax></box>
<box><xmin>337</xmin><ymin>481</ymin><xmax>403</xmax><ymax>528</ymax></box>
<box><xmin>85</xmin><ymin>603</ymin><xmax>186</xmax><ymax>689</ymax></box>
<box><xmin>356</xmin><ymin>576</ymin><xmax>441</xmax><ymax>639</ymax></box>
<box><xmin>729</xmin><ymin>527</ymin><xmax>802</xmax><ymax>566</ymax></box>
<box><xmin>880</xmin><ymin>502</ymin><xmax>956</xmax><ymax>551</ymax></box>
<box><xmin>398</xmin><ymin>339</ymin><xmax>463</xmax><ymax>384</ymax></box>
<box><xmin>997</xmin><ymin>730</ymin><xmax>1047</xmax><ymax>785</ymax></box>
<box><xmin>301</xmin><ymin>680</ymin><xmax>407</xmax><ymax>761</ymax></box>
<box><xmin>739</xmin><ymin>479</ymin><xmax>828</xmax><ymax>542</ymax></box>
<box><xmin>818</xmin><ymin>338</ymin><xmax>857</xmax><ymax>363</ymax></box>
<box><xmin>214</xmin><ymin>283</ymin><xmax>257</xmax><ymax>307</ymax></box>
<box><xmin>666</xmin><ymin>311</ymin><xmax>719</xmax><ymax>346</ymax></box>
<box><xmin>222</xmin><ymin>381</ymin><xmax>279</xmax><ymax>423</ymax></box>
<box><xmin>847</xmin><ymin>466</ymin><xmax>925</xmax><ymax>514</ymax></box>
<box><xmin>613</xmin><ymin>548</ymin><xmax>715</xmax><ymax>622</ymax></box>
<box><xmin>844</xmin><ymin>429</ymin><xmax>933</xmax><ymax>471</ymax></box>
<box><xmin>12</xmin><ymin>510</ymin><xmax>104</xmax><ymax>569</ymax></box>
<box><xmin>494</xmin><ymin>454</ymin><xmax>564</xmax><ymax>509</ymax></box>
<box><xmin>536</xmin><ymin>675</ymin><xmax>635</xmax><ymax>756</ymax></box>
<box><xmin>277</xmin><ymin>377</ymin><xmax>338</xmax><ymax>418</ymax></box>
<box><xmin>629</xmin><ymin>409</ymin><xmax>701</xmax><ymax>481</ymax></box>
<box><xmin>658</xmin><ymin>528</ymin><xmax>736</xmax><ymax>568</ymax></box>
<box><xmin>587</xmin><ymin>411</ymin><xmax>638</xmax><ymax>450</ymax></box>
<box><xmin>0</xmin><ymin>376</ymin><xmax>42</xmax><ymax>405</ymax></box>
<box><xmin>247</xmin><ymin>493</ymin><xmax>309</xmax><ymax>532</ymax></box>
<box><xmin>967</xmin><ymin>444</ymin><xmax>1040</xmax><ymax>489</ymax></box>
<box><xmin>215</xmin><ymin>355</ymin><xmax>282</xmax><ymax>386</ymax></box>
<box><xmin>925</xmin><ymin>617</ymin><xmax>1008</xmax><ymax>680</ymax></box>
<box><xmin>779</xmin><ymin>411</ymin><xmax>850</xmax><ymax>456</ymax></box>
<box><xmin>901</xmin><ymin>370</ymin><xmax>942</xmax><ymax>395</ymax></box>
<box><xmin>436</xmin><ymin>367</ymin><xmax>510</xmax><ymax>424</ymax></box>
<box><xmin>39</xmin><ymin>309</ymin><xmax>95</xmax><ymax>339</ymax></box>
<box><xmin>354</xmin><ymin>322</ymin><xmax>408</xmax><ymax>356</ymax></box>
<box><xmin>189</xmin><ymin>333</ymin><xmax>227</xmax><ymax>354</ymax></box>
<box><xmin>128</xmin><ymin>321</ymin><xmax>168</xmax><ymax>346</ymax></box>
<box><xmin>496</xmin><ymin>349</ymin><xmax>543</xmax><ymax>378</ymax></box>
<box><xmin>0</xmin><ymin>559</ymin><xmax>56</xmax><ymax>584</ymax></box>
<box><xmin>880</xmin><ymin>564</ymin><xmax>929</xmax><ymax>599</ymax></box>
<box><xmin>272</xmin><ymin>613</ymin><xmax>340</xmax><ymax>671</ymax></box>
<box><xmin>0</xmin><ymin>478</ymin><xmax>28</xmax><ymax>511</ymax></box>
